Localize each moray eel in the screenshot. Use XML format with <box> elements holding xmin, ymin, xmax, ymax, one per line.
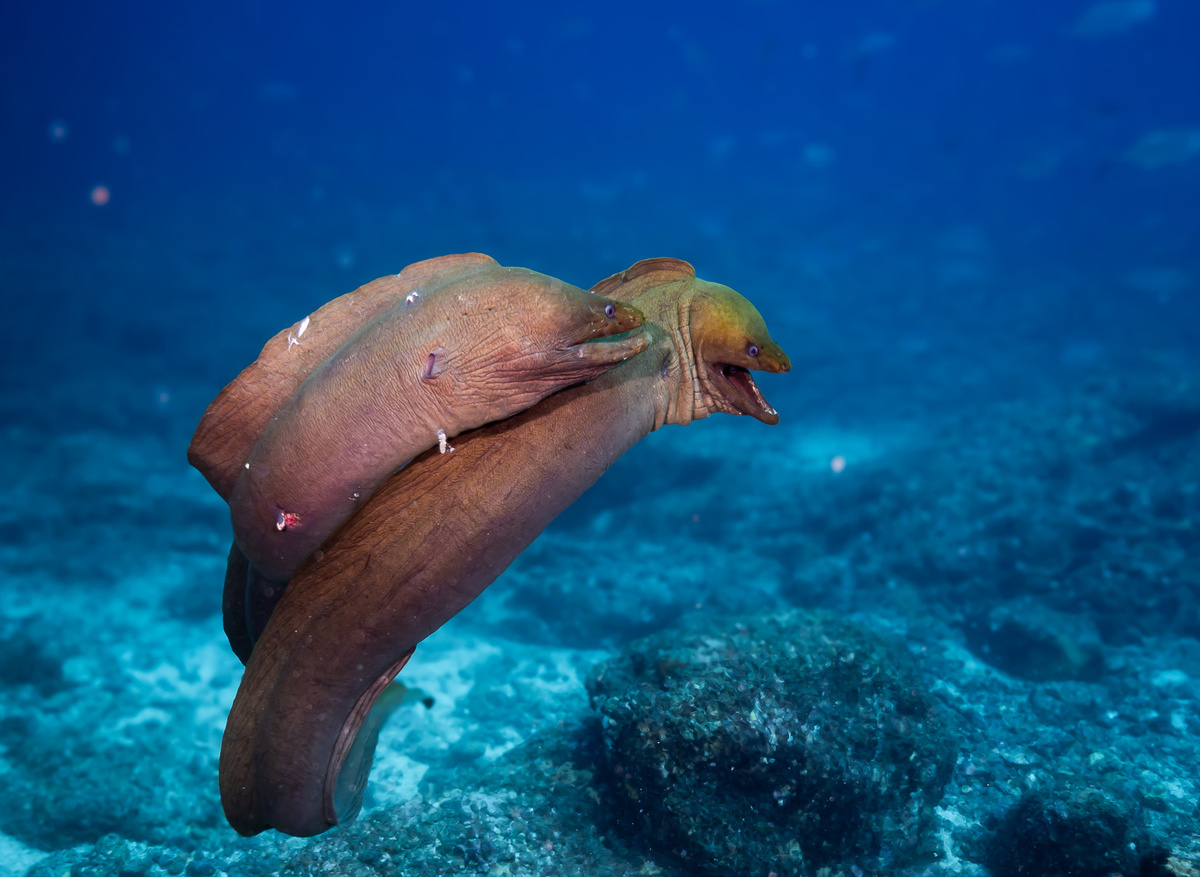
<box><xmin>189</xmin><ymin>253</ymin><xmax>647</xmax><ymax>583</ymax></box>
<box><xmin>220</xmin><ymin>543</ymin><xmax>284</xmax><ymax>665</ymax></box>
<box><xmin>190</xmin><ymin>254</ymin><xmax>495</xmax><ymax>502</ymax></box>
<box><xmin>218</xmin><ymin>258</ymin><xmax>789</xmax><ymax>837</ymax></box>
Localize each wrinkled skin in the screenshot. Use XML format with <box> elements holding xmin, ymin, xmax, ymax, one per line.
<box><xmin>218</xmin><ymin>258</ymin><xmax>790</xmax><ymax>837</ymax></box>
<box><xmin>189</xmin><ymin>253</ymin><xmax>645</xmax><ymax>583</ymax></box>
<box><xmin>191</xmin><ymin>254</ymin><xmax>494</xmax><ymax>500</ymax></box>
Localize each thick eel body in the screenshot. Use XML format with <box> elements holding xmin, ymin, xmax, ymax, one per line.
<box><xmin>218</xmin><ymin>258</ymin><xmax>789</xmax><ymax>837</ymax></box>
<box><xmin>189</xmin><ymin>253</ymin><xmax>645</xmax><ymax>583</ymax></box>
<box><xmin>189</xmin><ymin>254</ymin><xmax>497</xmax><ymax>501</ymax></box>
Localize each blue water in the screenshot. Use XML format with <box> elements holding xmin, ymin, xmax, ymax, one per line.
<box><xmin>2</xmin><ymin>1</ymin><xmax>1198</xmax><ymax>874</ymax></box>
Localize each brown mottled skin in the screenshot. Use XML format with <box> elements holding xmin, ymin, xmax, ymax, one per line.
<box><xmin>221</xmin><ymin>543</ymin><xmax>284</xmax><ymax>665</ymax></box>
<box><xmin>189</xmin><ymin>254</ymin><xmax>646</xmax><ymax>583</ymax></box>
<box><xmin>219</xmin><ymin>543</ymin><xmax>254</xmax><ymax>664</ymax></box>
<box><xmin>218</xmin><ymin>258</ymin><xmax>790</xmax><ymax>837</ymax></box>
<box><xmin>190</xmin><ymin>254</ymin><xmax>497</xmax><ymax>501</ymax></box>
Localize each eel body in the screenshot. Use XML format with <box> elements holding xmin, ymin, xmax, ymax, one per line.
<box><xmin>221</xmin><ymin>543</ymin><xmax>286</xmax><ymax>665</ymax></box>
<box><xmin>189</xmin><ymin>253</ymin><xmax>496</xmax><ymax>501</ymax></box>
<box><xmin>190</xmin><ymin>254</ymin><xmax>646</xmax><ymax>583</ymax></box>
<box><xmin>218</xmin><ymin>258</ymin><xmax>790</xmax><ymax>837</ymax></box>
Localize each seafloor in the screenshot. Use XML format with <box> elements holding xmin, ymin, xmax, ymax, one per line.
<box><xmin>1</xmin><ymin>182</ymin><xmax>1198</xmax><ymax>876</ymax></box>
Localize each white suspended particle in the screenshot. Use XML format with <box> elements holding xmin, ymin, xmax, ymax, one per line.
<box><xmin>405</xmin><ymin>290</ymin><xmax>420</xmax><ymax>305</ymax></box>
<box><xmin>286</xmin><ymin>314</ymin><xmax>311</xmax><ymax>349</ymax></box>
<box><xmin>437</xmin><ymin>428</ymin><xmax>454</xmax><ymax>454</ymax></box>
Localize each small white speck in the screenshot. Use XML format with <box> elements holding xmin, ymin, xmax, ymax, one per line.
<box><xmin>286</xmin><ymin>315</ymin><xmax>311</xmax><ymax>349</ymax></box>
<box><xmin>437</xmin><ymin>428</ymin><xmax>454</xmax><ymax>454</ymax></box>
<box><xmin>244</xmin><ymin>462</ymin><xmax>250</xmax><ymax>469</ymax></box>
<box><xmin>405</xmin><ymin>290</ymin><xmax>420</xmax><ymax>305</ymax></box>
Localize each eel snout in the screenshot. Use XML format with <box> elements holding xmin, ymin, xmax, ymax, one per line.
<box><xmin>550</xmin><ymin>299</ymin><xmax>648</xmax><ymax>373</ymax></box>
<box><xmin>589</xmin><ymin>298</ymin><xmax>645</xmax><ymax>337</ymax></box>
<box><xmin>558</xmin><ymin>297</ymin><xmax>645</xmax><ymax>346</ymax></box>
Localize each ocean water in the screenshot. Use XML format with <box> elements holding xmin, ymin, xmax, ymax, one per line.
<box><xmin>2</xmin><ymin>1</ymin><xmax>1198</xmax><ymax>874</ymax></box>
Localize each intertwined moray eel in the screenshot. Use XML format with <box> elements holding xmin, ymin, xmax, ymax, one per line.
<box><xmin>188</xmin><ymin>253</ymin><xmax>646</xmax><ymax>584</ymax></box>
<box><xmin>191</xmin><ymin>254</ymin><xmax>496</xmax><ymax>501</ymax></box>
<box><xmin>218</xmin><ymin>258</ymin><xmax>789</xmax><ymax>837</ymax></box>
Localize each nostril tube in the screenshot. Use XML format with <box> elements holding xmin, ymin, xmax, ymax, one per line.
<box><xmin>421</xmin><ymin>347</ymin><xmax>447</xmax><ymax>380</ymax></box>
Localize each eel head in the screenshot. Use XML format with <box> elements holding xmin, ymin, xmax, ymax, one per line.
<box><xmin>688</xmin><ymin>279</ymin><xmax>791</xmax><ymax>424</ymax></box>
<box><xmin>590</xmin><ymin>257</ymin><xmax>790</xmax><ymax>425</ymax></box>
<box><xmin>513</xmin><ymin>280</ymin><xmax>651</xmax><ymax>386</ymax></box>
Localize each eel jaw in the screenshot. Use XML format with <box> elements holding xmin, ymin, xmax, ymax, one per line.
<box><xmin>708</xmin><ymin>361</ymin><xmax>781</xmax><ymax>424</ymax></box>
<box><xmin>554</xmin><ymin>300</ymin><xmax>648</xmax><ymax>369</ymax></box>
<box><xmin>566</xmin><ymin>299</ymin><xmax>646</xmax><ymax>346</ymax></box>
<box><xmin>573</xmin><ymin>330</ymin><xmax>652</xmax><ymax>365</ymax></box>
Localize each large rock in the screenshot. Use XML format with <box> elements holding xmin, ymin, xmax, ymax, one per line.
<box><xmin>586</xmin><ymin>611</ymin><xmax>957</xmax><ymax>876</ymax></box>
<box><xmin>985</xmin><ymin>787</ymin><xmax>1172</xmax><ymax>877</ymax></box>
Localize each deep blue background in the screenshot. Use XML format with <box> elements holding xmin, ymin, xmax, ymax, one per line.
<box><xmin>2</xmin><ymin>0</ymin><xmax>1198</xmax><ymax>438</ymax></box>
<box><xmin>2</xmin><ymin>4</ymin><xmax>1200</xmax><ymax>867</ymax></box>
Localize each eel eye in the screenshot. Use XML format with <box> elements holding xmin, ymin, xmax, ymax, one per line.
<box><xmin>748</xmin><ymin>343</ymin><xmax>760</xmax><ymax>357</ymax></box>
<box><xmin>604</xmin><ymin>304</ymin><xmax>616</xmax><ymax>318</ymax></box>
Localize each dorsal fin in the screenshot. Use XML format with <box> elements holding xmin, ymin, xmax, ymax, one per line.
<box><xmin>325</xmin><ymin>649</ymin><xmax>416</xmax><ymax>826</ymax></box>
<box><xmin>590</xmin><ymin>258</ymin><xmax>695</xmax><ymax>299</ymax></box>
<box><xmin>396</xmin><ymin>252</ymin><xmax>497</xmax><ymax>285</ymax></box>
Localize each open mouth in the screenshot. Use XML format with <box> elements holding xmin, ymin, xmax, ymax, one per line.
<box><xmin>713</xmin><ymin>362</ymin><xmax>779</xmax><ymax>424</ymax></box>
